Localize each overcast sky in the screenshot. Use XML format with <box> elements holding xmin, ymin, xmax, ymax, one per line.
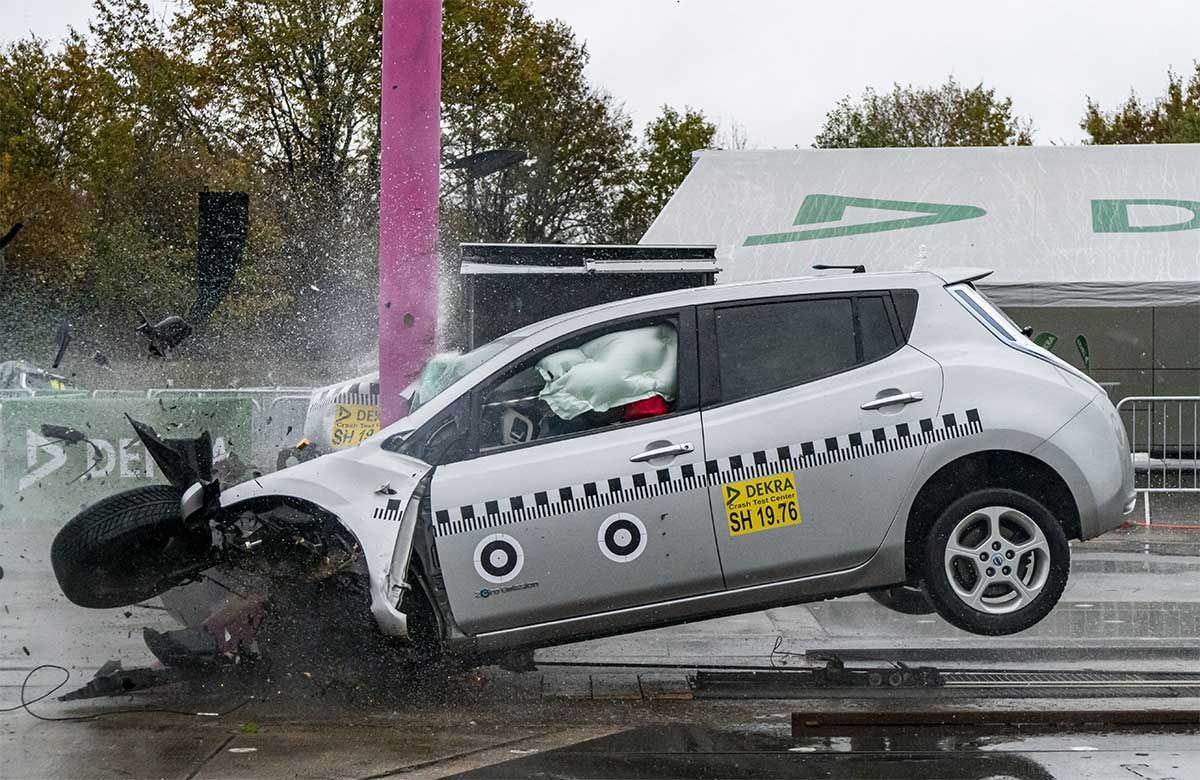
<box><xmin>8</xmin><ymin>0</ymin><xmax>1200</xmax><ymax>146</ymax></box>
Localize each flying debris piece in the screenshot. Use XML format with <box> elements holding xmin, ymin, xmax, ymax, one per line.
<box><xmin>136</xmin><ymin>308</ymin><xmax>193</xmax><ymax>359</ymax></box>
<box><xmin>213</xmin><ymin>452</ymin><xmax>262</xmax><ymax>484</ymax></box>
<box><xmin>445</xmin><ymin>148</ymin><xmax>529</xmax><ymax>178</ymax></box>
<box><xmin>126</xmin><ymin>415</ymin><xmax>214</xmax><ymax>486</ymax></box>
<box><xmin>58</xmin><ymin>659</ymin><xmax>183</xmax><ymax>701</ymax></box>
<box><xmin>42</xmin><ymin>424</ymin><xmax>107</xmax><ymax>483</ymax></box>
<box><xmin>40</xmin><ymin>424</ymin><xmax>89</xmax><ymax>445</ymax></box>
<box><xmin>52</xmin><ymin>319</ymin><xmax>71</xmax><ymax>368</ymax></box>
<box><xmin>93</xmin><ymin>350</ymin><xmax>111</xmax><ymax>369</ymax></box>
<box><xmin>0</xmin><ymin>222</ymin><xmax>23</xmax><ymax>250</ymax></box>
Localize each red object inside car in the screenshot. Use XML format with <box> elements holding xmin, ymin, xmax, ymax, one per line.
<box><xmin>622</xmin><ymin>395</ymin><xmax>669</xmax><ymax>421</ymax></box>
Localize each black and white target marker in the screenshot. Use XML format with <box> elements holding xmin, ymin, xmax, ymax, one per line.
<box><xmin>598</xmin><ymin>513</ymin><xmax>647</xmax><ymax>563</ymax></box>
<box><xmin>473</xmin><ymin>533</ymin><xmax>524</xmax><ymax>584</ymax></box>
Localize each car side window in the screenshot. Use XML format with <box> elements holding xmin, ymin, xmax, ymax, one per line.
<box><xmin>475</xmin><ymin>315</ymin><xmax>681</xmax><ymax>452</ymax></box>
<box><xmin>714</xmin><ymin>298</ymin><xmax>857</xmax><ymax>403</ymax></box>
<box><xmin>712</xmin><ymin>294</ymin><xmax>905</xmax><ymax>404</ymax></box>
<box><xmin>858</xmin><ymin>295</ymin><xmax>900</xmax><ymax>362</ymax></box>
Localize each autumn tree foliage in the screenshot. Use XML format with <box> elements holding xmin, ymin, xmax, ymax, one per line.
<box><xmin>2</xmin><ymin>0</ymin><xmax>683</xmax><ymax>357</ymax></box>
<box><xmin>1083</xmin><ymin>63</ymin><xmax>1200</xmax><ymax>144</ymax></box>
<box><xmin>814</xmin><ymin>77</ymin><xmax>1033</xmax><ymax>148</ymax></box>
<box><xmin>612</xmin><ymin>106</ymin><xmax>718</xmax><ymax>244</ymax></box>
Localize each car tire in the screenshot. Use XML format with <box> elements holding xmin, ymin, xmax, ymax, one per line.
<box><xmin>867</xmin><ymin>585</ymin><xmax>936</xmax><ymax>615</ymax></box>
<box><xmin>921</xmin><ymin>488</ymin><xmax>1070</xmax><ymax>636</ymax></box>
<box><xmin>50</xmin><ymin>485</ymin><xmax>210</xmax><ymax>608</ymax></box>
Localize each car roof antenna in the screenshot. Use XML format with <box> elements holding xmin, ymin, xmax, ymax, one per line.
<box><xmin>812</xmin><ymin>264</ymin><xmax>866</xmax><ymax>274</ymax></box>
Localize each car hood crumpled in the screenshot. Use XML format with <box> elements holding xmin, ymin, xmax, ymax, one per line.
<box><xmin>219</xmin><ymin>443</ymin><xmax>431</xmax><ymax>637</ymax></box>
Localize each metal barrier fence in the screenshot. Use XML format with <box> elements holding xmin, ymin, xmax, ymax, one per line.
<box><xmin>1115</xmin><ymin>396</ymin><xmax>1200</xmax><ymax>526</ymax></box>
<box><xmin>145</xmin><ymin>387</ymin><xmax>316</xmax><ymax>470</ymax></box>
<box><xmin>2</xmin><ymin>385</ymin><xmax>320</xmax><ymax>472</ymax></box>
<box><xmin>29</xmin><ymin>385</ymin><xmax>318</xmax><ymax>472</ymax></box>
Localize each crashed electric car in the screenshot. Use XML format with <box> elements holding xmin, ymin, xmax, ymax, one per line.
<box><xmin>51</xmin><ymin>268</ymin><xmax>1136</xmax><ymax>671</ymax></box>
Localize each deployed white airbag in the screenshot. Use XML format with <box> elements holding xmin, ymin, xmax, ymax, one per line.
<box><xmin>535</xmin><ymin>324</ymin><xmax>677</xmax><ymax>420</ymax></box>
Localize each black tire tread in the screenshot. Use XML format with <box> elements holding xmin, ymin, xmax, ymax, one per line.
<box><xmin>51</xmin><ymin>485</ymin><xmax>185</xmax><ymax>608</ymax></box>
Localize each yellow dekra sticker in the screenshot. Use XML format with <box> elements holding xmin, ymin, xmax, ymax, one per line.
<box><xmin>331</xmin><ymin>403</ymin><xmax>380</xmax><ymax>448</ymax></box>
<box><xmin>723</xmin><ymin>471</ymin><xmax>801</xmax><ymax>536</ymax></box>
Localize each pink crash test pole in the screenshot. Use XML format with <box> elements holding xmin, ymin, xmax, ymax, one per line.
<box><xmin>379</xmin><ymin>0</ymin><xmax>442</xmax><ymax>425</ymax></box>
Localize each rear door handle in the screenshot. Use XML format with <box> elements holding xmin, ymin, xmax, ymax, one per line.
<box><xmin>630</xmin><ymin>442</ymin><xmax>695</xmax><ymax>463</ymax></box>
<box><xmin>861</xmin><ymin>391</ymin><xmax>924</xmax><ymax>410</ymax></box>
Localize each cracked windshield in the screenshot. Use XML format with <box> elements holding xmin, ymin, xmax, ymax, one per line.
<box><xmin>4</xmin><ymin>0</ymin><xmax>1200</xmax><ymax>777</ymax></box>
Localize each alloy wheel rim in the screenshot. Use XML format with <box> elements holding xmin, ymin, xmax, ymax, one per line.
<box><xmin>943</xmin><ymin>505</ymin><xmax>1051</xmax><ymax>615</ymax></box>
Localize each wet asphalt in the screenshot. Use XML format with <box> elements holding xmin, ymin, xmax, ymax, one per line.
<box><xmin>3</xmin><ymin>513</ymin><xmax>1199</xmax><ymax>778</ymax></box>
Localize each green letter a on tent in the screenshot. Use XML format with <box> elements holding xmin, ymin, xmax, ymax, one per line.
<box><xmin>744</xmin><ymin>194</ymin><xmax>987</xmax><ymax>246</ymax></box>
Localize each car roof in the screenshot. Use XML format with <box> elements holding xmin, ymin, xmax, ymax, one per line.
<box><xmin>507</xmin><ymin>267</ymin><xmax>980</xmax><ymax>342</ymax></box>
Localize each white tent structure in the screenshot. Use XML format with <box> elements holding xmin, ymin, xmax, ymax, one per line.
<box><xmin>641</xmin><ymin>145</ymin><xmax>1200</xmax><ymax>307</ymax></box>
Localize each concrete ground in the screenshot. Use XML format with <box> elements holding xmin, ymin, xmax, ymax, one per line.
<box><xmin>4</xmin><ymin>498</ymin><xmax>1199</xmax><ymax>778</ymax></box>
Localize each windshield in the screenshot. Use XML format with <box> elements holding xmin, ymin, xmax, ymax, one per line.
<box><xmin>408</xmin><ymin>336</ymin><xmax>519</xmax><ymax>413</ymax></box>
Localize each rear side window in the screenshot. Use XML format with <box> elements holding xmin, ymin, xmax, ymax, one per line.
<box><xmin>714</xmin><ymin>298</ymin><xmax>856</xmax><ymax>402</ymax></box>
<box><xmin>857</xmin><ymin>295</ymin><xmax>899</xmax><ymax>363</ymax></box>
<box><xmin>892</xmin><ymin>289</ymin><xmax>918</xmax><ymax>339</ymax></box>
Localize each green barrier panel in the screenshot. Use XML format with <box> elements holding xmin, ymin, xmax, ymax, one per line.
<box><xmin>0</xmin><ymin>397</ymin><xmax>253</xmax><ymax>524</ymax></box>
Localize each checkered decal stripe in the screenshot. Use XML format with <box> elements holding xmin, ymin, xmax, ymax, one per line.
<box><xmin>372</xmin><ymin>498</ymin><xmax>404</xmax><ymax>521</ymax></box>
<box><xmin>337</xmin><ymin>391</ymin><xmax>378</xmax><ymax>406</ymax></box>
<box><xmin>432</xmin><ymin>408</ymin><xmax>982</xmax><ymax>538</ymax></box>
<box><xmin>317</xmin><ymin>380</ymin><xmax>381</xmax><ymax>407</ymax></box>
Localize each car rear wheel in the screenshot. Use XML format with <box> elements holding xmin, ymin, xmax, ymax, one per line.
<box><xmin>921</xmin><ymin>488</ymin><xmax>1070</xmax><ymax>636</ymax></box>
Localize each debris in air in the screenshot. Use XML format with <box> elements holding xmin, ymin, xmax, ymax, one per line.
<box><xmin>213</xmin><ymin>452</ymin><xmax>262</xmax><ymax>484</ymax></box>
<box><xmin>58</xmin><ymin>659</ymin><xmax>182</xmax><ymax>701</ymax></box>
<box><xmin>136</xmin><ymin>308</ymin><xmax>193</xmax><ymax>359</ymax></box>
<box><xmin>0</xmin><ymin>222</ymin><xmax>23</xmax><ymax>251</ymax></box>
<box><xmin>41</xmin><ymin>424</ymin><xmax>89</xmax><ymax>445</ymax></box>
<box><xmin>51</xmin><ymin>319</ymin><xmax>72</xmax><ymax>368</ymax></box>
<box><xmin>41</xmin><ymin>424</ymin><xmax>105</xmax><ymax>483</ymax></box>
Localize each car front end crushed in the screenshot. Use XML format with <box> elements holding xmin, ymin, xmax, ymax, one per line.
<box><xmin>215</xmin><ymin>442</ymin><xmax>433</xmax><ymax>639</ymax></box>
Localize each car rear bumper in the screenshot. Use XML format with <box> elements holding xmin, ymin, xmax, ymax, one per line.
<box><xmin>1033</xmin><ymin>395</ymin><xmax>1136</xmax><ymax>539</ymax></box>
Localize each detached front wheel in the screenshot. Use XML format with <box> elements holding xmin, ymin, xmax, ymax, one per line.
<box><xmin>921</xmin><ymin>488</ymin><xmax>1070</xmax><ymax>636</ymax></box>
<box><xmin>51</xmin><ymin>485</ymin><xmax>213</xmax><ymax>608</ymax></box>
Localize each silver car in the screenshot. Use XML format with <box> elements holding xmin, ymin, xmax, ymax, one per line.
<box><xmin>53</xmin><ymin>268</ymin><xmax>1136</xmax><ymax>666</ymax></box>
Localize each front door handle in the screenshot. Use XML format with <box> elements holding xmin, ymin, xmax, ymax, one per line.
<box><xmin>861</xmin><ymin>391</ymin><xmax>924</xmax><ymax>410</ymax></box>
<box><xmin>630</xmin><ymin>442</ymin><xmax>695</xmax><ymax>463</ymax></box>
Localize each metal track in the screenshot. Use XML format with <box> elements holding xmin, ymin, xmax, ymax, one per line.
<box><xmin>689</xmin><ymin>666</ymin><xmax>1200</xmax><ymax>699</ymax></box>
<box><xmin>943</xmin><ymin>670</ymin><xmax>1200</xmax><ymax>688</ymax></box>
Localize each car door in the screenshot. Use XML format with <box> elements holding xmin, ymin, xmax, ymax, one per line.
<box><xmin>429</xmin><ymin>307</ymin><xmax>723</xmax><ymax>634</ymax></box>
<box><xmin>699</xmin><ymin>291</ymin><xmax>946</xmax><ymax>589</ymax></box>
